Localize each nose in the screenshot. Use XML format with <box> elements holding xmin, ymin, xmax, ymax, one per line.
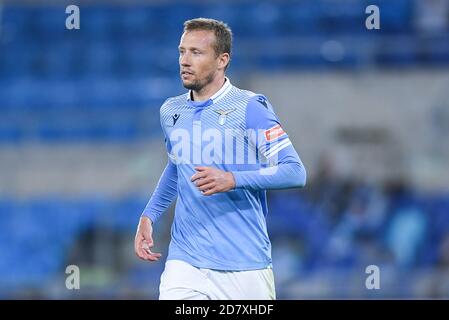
<box><xmin>179</xmin><ymin>52</ymin><xmax>191</xmax><ymax>67</ymax></box>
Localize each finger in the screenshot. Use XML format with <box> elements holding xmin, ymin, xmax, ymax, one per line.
<box><xmin>195</xmin><ymin>177</ymin><xmax>214</xmax><ymax>187</ymax></box>
<box><xmin>139</xmin><ymin>242</ymin><xmax>153</xmax><ymax>258</ymax></box>
<box><xmin>198</xmin><ymin>182</ymin><xmax>216</xmax><ymax>191</ymax></box>
<box><xmin>139</xmin><ymin>247</ymin><xmax>161</xmax><ymax>261</ymax></box>
<box><xmin>136</xmin><ymin>233</ymin><xmax>153</xmax><ymax>252</ymax></box>
<box><xmin>202</xmin><ymin>187</ymin><xmax>218</xmax><ymax>196</ymax></box>
<box><xmin>136</xmin><ymin>246</ymin><xmax>152</xmax><ymax>260</ymax></box>
<box><xmin>134</xmin><ymin>234</ymin><xmax>145</xmax><ymax>254</ymax></box>
<box><xmin>146</xmin><ymin>255</ymin><xmax>161</xmax><ymax>262</ymax></box>
<box><xmin>138</xmin><ymin>240</ymin><xmax>155</xmax><ymax>260</ymax></box>
<box><xmin>143</xmin><ymin>247</ymin><xmax>162</xmax><ymax>261</ymax></box>
<box><xmin>142</xmin><ymin>240</ymin><xmax>155</xmax><ymax>253</ymax></box>
<box><xmin>135</xmin><ymin>247</ymin><xmax>144</xmax><ymax>259</ymax></box>
<box><xmin>191</xmin><ymin>171</ymin><xmax>207</xmax><ymax>182</ymax></box>
<box><xmin>145</xmin><ymin>237</ymin><xmax>154</xmax><ymax>248</ymax></box>
<box><xmin>194</xmin><ymin>166</ymin><xmax>208</xmax><ymax>172</ymax></box>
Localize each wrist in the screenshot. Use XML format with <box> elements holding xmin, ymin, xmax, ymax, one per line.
<box><xmin>227</xmin><ymin>171</ymin><xmax>236</xmax><ymax>189</ymax></box>
<box><xmin>141</xmin><ymin>215</ymin><xmax>153</xmax><ymax>226</ymax></box>
<box><xmin>229</xmin><ymin>171</ymin><xmax>241</xmax><ymax>189</ymax></box>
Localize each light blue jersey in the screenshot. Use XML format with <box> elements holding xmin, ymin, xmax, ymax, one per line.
<box><xmin>142</xmin><ymin>78</ymin><xmax>306</xmax><ymax>271</ymax></box>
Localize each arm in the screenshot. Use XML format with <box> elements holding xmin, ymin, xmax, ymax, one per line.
<box><xmin>191</xmin><ymin>95</ymin><xmax>306</xmax><ymax>195</ymax></box>
<box><xmin>141</xmin><ymin>159</ymin><xmax>178</xmax><ymax>224</ymax></box>
<box><xmin>191</xmin><ymin>152</ymin><xmax>305</xmax><ymax>195</ymax></box>
<box><xmin>141</xmin><ymin>102</ymin><xmax>178</xmax><ymax>223</ymax></box>
<box><xmin>135</xmin><ymin>103</ymin><xmax>178</xmax><ymax>261</ymax></box>
<box><xmin>232</xmin><ymin>95</ymin><xmax>306</xmax><ymax>190</ymax></box>
<box><xmin>232</xmin><ymin>154</ymin><xmax>306</xmax><ymax>190</ymax></box>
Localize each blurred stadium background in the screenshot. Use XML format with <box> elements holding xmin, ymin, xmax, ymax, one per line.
<box><xmin>0</xmin><ymin>0</ymin><xmax>449</xmax><ymax>299</ymax></box>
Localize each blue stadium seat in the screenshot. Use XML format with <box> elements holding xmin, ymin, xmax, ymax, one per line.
<box><xmin>375</xmin><ymin>0</ymin><xmax>412</xmax><ymax>34</ymax></box>
<box><xmin>0</xmin><ymin>125</ymin><xmax>24</xmax><ymax>143</ymax></box>
<box><xmin>33</xmin><ymin>6</ymin><xmax>68</xmax><ymax>39</ymax></box>
<box><xmin>281</xmin><ymin>1</ymin><xmax>322</xmax><ymax>35</ymax></box>
<box><xmin>81</xmin><ymin>6</ymin><xmax>115</xmax><ymax>39</ymax></box>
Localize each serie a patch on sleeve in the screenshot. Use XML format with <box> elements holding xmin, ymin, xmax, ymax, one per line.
<box><xmin>264</xmin><ymin>124</ymin><xmax>287</xmax><ymax>142</ymax></box>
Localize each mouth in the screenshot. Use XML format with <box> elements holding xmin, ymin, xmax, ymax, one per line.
<box><xmin>181</xmin><ymin>71</ymin><xmax>194</xmax><ymax>76</ymax></box>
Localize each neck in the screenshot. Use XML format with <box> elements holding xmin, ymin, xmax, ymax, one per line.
<box><xmin>192</xmin><ymin>74</ymin><xmax>226</xmax><ymax>102</ymax></box>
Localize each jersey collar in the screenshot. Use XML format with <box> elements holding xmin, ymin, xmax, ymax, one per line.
<box><xmin>187</xmin><ymin>77</ymin><xmax>232</xmax><ymax>107</ymax></box>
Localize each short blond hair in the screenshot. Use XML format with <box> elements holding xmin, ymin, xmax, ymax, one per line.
<box><xmin>183</xmin><ymin>18</ymin><xmax>232</xmax><ymax>69</ymax></box>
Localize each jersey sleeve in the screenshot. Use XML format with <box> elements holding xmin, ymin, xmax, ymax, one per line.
<box><xmin>231</xmin><ymin>95</ymin><xmax>306</xmax><ymax>190</ymax></box>
<box><xmin>141</xmin><ymin>160</ymin><xmax>178</xmax><ymax>223</ymax></box>
<box><xmin>246</xmin><ymin>95</ymin><xmax>298</xmax><ymax>164</ymax></box>
<box><xmin>141</xmin><ymin>103</ymin><xmax>178</xmax><ymax>223</ymax></box>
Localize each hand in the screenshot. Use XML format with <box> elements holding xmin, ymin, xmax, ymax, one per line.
<box><xmin>134</xmin><ymin>216</ymin><xmax>162</xmax><ymax>262</ymax></box>
<box><xmin>190</xmin><ymin>166</ymin><xmax>236</xmax><ymax>196</ymax></box>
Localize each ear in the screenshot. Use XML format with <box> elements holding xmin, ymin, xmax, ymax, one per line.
<box><xmin>218</xmin><ymin>53</ymin><xmax>230</xmax><ymax>70</ymax></box>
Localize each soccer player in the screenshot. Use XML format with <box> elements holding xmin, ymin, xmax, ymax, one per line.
<box><xmin>134</xmin><ymin>18</ymin><xmax>306</xmax><ymax>300</ymax></box>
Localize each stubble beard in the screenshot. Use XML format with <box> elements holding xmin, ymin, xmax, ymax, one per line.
<box><xmin>182</xmin><ymin>70</ymin><xmax>216</xmax><ymax>93</ymax></box>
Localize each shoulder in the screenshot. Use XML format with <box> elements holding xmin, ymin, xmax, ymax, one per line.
<box><xmin>236</xmin><ymin>91</ymin><xmax>279</xmax><ymax>129</ymax></box>
<box><xmin>226</xmin><ymin>86</ymin><xmax>276</xmax><ymax>125</ymax></box>
<box><xmin>239</xmin><ymin>90</ymin><xmax>273</xmax><ymax>115</ymax></box>
<box><xmin>160</xmin><ymin>93</ymin><xmax>189</xmax><ymax>114</ymax></box>
<box><xmin>225</xmin><ymin>86</ymin><xmax>270</xmax><ymax>111</ymax></box>
<box><xmin>229</xmin><ymin>86</ymin><xmax>258</xmax><ymax>101</ymax></box>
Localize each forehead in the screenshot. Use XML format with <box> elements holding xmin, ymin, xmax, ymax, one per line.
<box><xmin>179</xmin><ymin>30</ymin><xmax>216</xmax><ymax>49</ymax></box>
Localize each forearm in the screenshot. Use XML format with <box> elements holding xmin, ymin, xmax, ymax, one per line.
<box><xmin>141</xmin><ymin>160</ymin><xmax>178</xmax><ymax>223</ymax></box>
<box><xmin>232</xmin><ymin>161</ymin><xmax>306</xmax><ymax>190</ymax></box>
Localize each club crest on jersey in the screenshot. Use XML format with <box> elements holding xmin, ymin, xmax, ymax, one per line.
<box><xmin>214</xmin><ymin>108</ymin><xmax>236</xmax><ymax>125</ymax></box>
<box><xmin>265</xmin><ymin>124</ymin><xmax>286</xmax><ymax>142</ymax></box>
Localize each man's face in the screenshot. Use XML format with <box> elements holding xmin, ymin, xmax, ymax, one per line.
<box><xmin>178</xmin><ymin>30</ymin><xmax>221</xmax><ymax>91</ymax></box>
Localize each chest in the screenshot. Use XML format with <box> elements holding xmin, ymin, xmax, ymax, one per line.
<box><xmin>162</xmin><ymin>105</ymin><xmax>245</xmax><ymax>138</ymax></box>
